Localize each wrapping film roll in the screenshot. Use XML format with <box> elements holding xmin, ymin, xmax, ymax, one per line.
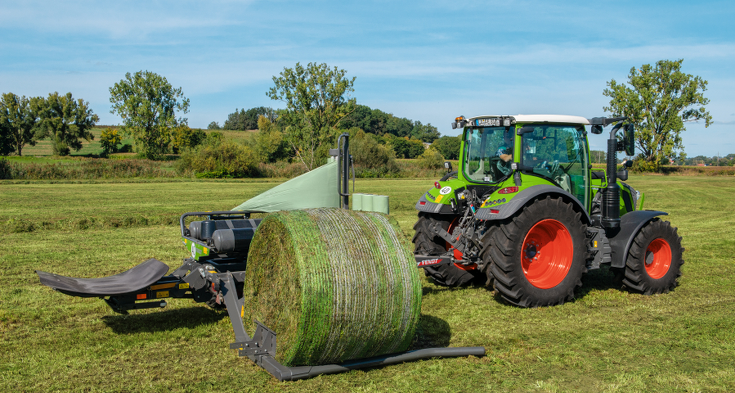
<box><xmin>351</xmin><ymin>194</ymin><xmax>389</xmax><ymax>215</ymax></box>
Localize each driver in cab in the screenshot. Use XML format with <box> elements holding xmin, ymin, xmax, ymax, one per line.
<box><xmin>494</xmin><ymin>130</ymin><xmax>513</xmax><ymax>176</ymax></box>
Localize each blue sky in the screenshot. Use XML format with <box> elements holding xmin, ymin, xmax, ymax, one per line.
<box><xmin>1</xmin><ymin>0</ymin><xmax>733</xmax><ymax>156</ymax></box>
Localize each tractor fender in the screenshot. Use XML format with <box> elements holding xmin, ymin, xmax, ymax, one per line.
<box><xmin>415</xmin><ymin>192</ymin><xmax>454</xmax><ymax>214</ymax></box>
<box><xmin>475</xmin><ymin>185</ymin><xmax>591</xmax><ymax>224</ymax></box>
<box><xmin>608</xmin><ymin>210</ymin><xmax>668</xmax><ymax>268</ymax></box>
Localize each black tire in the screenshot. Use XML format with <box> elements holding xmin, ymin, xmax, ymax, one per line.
<box><xmin>490</xmin><ymin>196</ymin><xmax>587</xmax><ymax>307</ymax></box>
<box><xmin>479</xmin><ymin>225</ymin><xmax>499</xmax><ymax>289</ymax></box>
<box><xmin>622</xmin><ymin>219</ymin><xmax>683</xmax><ymax>295</ymax></box>
<box><xmin>412</xmin><ymin>212</ymin><xmax>476</xmax><ymax>287</ymax></box>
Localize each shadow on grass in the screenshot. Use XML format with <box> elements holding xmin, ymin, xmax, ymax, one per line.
<box><xmin>577</xmin><ymin>265</ymin><xmax>622</xmax><ymax>298</ymax></box>
<box><xmin>410</xmin><ymin>314</ymin><xmax>451</xmax><ymax>350</ymax></box>
<box><xmin>102</xmin><ymin>307</ymin><xmax>227</xmax><ymax>334</ymax></box>
<box><xmin>421</xmin><ymin>266</ymin><xmax>622</xmax><ymax>305</ymax></box>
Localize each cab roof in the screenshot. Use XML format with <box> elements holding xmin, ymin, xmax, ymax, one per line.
<box><xmin>468</xmin><ymin>114</ymin><xmax>590</xmax><ymax>125</ymax></box>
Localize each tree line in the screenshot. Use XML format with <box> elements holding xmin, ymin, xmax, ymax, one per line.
<box><xmin>2</xmin><ymin>58</ymin><xmax>712</xmax><ymax>176</ymax></box>
<box><xmin>0</xmin><ymin>92</ymin><xmax>98</xmax><ymax>156</ymax></box>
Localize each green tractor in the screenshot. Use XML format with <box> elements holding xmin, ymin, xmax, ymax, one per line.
<box><xmin>413</xmin><ymin>115</ymin><xmax>684</xmax><ymax>307</ymax></box>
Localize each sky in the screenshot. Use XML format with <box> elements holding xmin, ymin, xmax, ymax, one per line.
<box><xmin>1</xmin><ymin>0</ymin><xmax>733</xmax><ymax>156</ymax></box>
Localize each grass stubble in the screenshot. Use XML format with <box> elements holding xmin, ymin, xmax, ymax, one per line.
<box><xmin>0</xmin><ymin>175</ymin><xmax>733</xmax><ymax>392</ymax></box>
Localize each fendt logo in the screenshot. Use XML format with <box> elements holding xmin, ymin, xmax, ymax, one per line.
<box><xmin>417</xmin><ymin>258</ymin><xmax>442</xmax><ymax>267</ymax></box>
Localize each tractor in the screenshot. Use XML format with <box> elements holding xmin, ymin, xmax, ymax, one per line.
<box><xmin>413</xmin><ymin>115</ymin><xmax>684</xmax><ymax>307</ymax></box>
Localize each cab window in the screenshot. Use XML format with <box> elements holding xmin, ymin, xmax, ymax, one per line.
<box><xmin>521</xmin><ymin>125</ymin><xmax>588</xmax><ymax>205</ymax></box>
<box><xmin>463</xmin><ymin>126</ymin><xmax>514</xmax><ymax>183</ymax></box>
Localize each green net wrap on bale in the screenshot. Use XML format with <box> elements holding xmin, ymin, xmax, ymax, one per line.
<box><xmin>243</xmin><ymin>208</ymin><xmax>422</xmax><ymax>367</ymax></box>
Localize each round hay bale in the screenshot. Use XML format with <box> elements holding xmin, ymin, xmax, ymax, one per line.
<box><xmin>242</xmin><ymin>208</ymin><xmax>422</xmax><ymax>367</ymax></box>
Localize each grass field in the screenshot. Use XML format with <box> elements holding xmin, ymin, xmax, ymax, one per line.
<box><xmin>17</xmin><ymin>128</ymin><xmax>253</xmax><ymax>158</ymax></box>
<box><xmin>1</xmin><ymin>175</ymin><xmax>734</xmax><ymax>392</ymax></box>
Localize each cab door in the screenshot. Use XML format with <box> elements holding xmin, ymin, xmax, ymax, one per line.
<box><xmin>520</xmin><ymin>124</ymin><xmax>590</xmax><ymax>209</ymax></box>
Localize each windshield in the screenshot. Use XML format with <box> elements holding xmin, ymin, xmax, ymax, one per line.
<box><xmin>521</xmin><ymin>124</ymin><xmax>589</xmax><ymax>205</ymax></box>
<box><xmin>463</xmin><ymin>126</ymin><xmax>514</xmax><ymax>183</ymax></box>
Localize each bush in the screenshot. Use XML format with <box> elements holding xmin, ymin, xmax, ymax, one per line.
<box><xmin>177</xmin><ymin>140</ymin><xmax>258</xmax><ymax>178</ymax></box>
<box><xmin>349</xmin><ymin>130</ymin><xmax>399</xmax><ymax>176</ymax></box>
<box><xmin>257</xmin><ymin>161</ymin><xmax>308</xmax><ymax>178</ymax></box>
<box><xmin>171</xmin><ymin>125</ymin><xmax>206</xmax><ymax>153</ymax></box>
<box><xmin>99</xmin><ymin>128</ymin><xmax>123</xmax><ymax>157</ymax></box>
<box><xmin>251</xmin><ymin>116</ymin><xmax>289</xmax><ymax>162</ymax></box>
<box><xmin>418</xmin><ymin>148</ymin><xmax>445</xmax><ymax>169</ymax></box>
<box><xmin>0</xmin><ymin>157</ymin><xmax>12</xmax><ymax>179</ymax></box>
<box><xmin>631</xmin><ymin>158</ymin><xmax>659</xmax><ymax>173</ymax></box>
<box><xmin>0</xmin><ymin>158</ymin><xmax>175</xmax><ymax>179</ymax></box>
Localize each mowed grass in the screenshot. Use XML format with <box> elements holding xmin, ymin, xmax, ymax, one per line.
<box><xmin>1</xmin><ymin>175</ymin><xmax>734</xmax><ymax>392</ymax></box>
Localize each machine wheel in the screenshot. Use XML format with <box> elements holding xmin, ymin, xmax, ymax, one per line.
<box><xmin>622</xmin><ymin>219</ymin><xmax>683</xmax><ymax>295</ymax></box>
<box><xmin>413</xmin><ymin>212</ymin><xmax>476</xmax><ymax>287</ymax></box>
<box><xmin>479</xmin><ymin>225</ymin><xmax>499</xmax><ymax>289</ymax></box>
<box><xmin>490</xmin><ymin>196</ymin><xmax>587</xmax><ymax>307</ymax></box>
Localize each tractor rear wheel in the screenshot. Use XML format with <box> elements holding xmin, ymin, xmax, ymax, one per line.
<box><xmin>490</xmin><ymin>196</ymin><xmax>586</xmax><ymax>307</ymax></box>
<box><xmin>412</xmin><ymin>212</ymin><xmax>476</xmax><ymax>287</ymax></box>
<box><xmin>622</xmin><ymin>219</ymin><xmax>683</xmax><ymax>294</ymax></box>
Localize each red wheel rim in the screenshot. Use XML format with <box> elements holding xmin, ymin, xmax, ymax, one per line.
<box><xmin>521</xmin><ymin>219</ymin><xmax>573</xmax><ymax>289</ymax></box>
<box><xmin>446</xmin><ymin>218</ymin><xmax>476</xmax><ymax>271</ymax></box>
<box><xmin>645</xmin><ymin>238</ymin><xmax>672</xmax><ymax>279</ymax></box>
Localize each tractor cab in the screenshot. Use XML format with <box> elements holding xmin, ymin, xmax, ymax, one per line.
<box><xmin>454</xmin><ymin>115</ymin><xmax>592</xmax><ymax>210</ymax></box>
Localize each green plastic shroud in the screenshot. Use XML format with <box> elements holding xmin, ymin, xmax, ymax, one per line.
<box><xmin>233</xmin><ymin>160</ymin><xmax>340</xmax><ymax>213</ymax></box>
<box><xmin>242</xmin><ymin>208</ymin><xmax>422</xmax><ymax>367</ymax></box>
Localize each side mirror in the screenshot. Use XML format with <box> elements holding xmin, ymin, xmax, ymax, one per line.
<box><xmin>444</xmin><ymin>161</ymin><xmax>453</xmax><ymax>173</ymax></box>
<box><xmin>590</xmin><ymin>124</ymin><xmax>603</xmax><ymax>134</ymax></box>
<box><xmin>517</xmin><ymin>125</ymin><xmax>535</xmax><ymax>135</ymax></box>
<box><xmin>624</xmin><ymin>124</ymin><xmax>635</xmax><ymax>156</ymax></box>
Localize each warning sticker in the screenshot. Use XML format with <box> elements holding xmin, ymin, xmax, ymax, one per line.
<box><xmin>439</xmin><ymin>186</ymin><xmax>452</xmax><ymax>195</ymax></box>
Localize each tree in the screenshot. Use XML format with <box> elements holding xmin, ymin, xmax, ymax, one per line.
<box><xmin>0</xmin><ymin>93</ymin><xmax>44</xmax><ymax>156</ymax></box>
<box><xmin>267</xmin><ymin>62</ymin><xmax>356</xmax><ymax>170</ymax></box>
<box><xmin>170</xmin><ymin>125</ymin><xmax>206</xmax><ymax>153</ymax></box>
<box><xmin>0</xmin><ymin>120</ymin><xmax>11</xmax><ymax>156</ymax></box>
<box><xmin>603</xmin><ymin>59</ymin><xmax>712</xmax><ymax>170</ymax></box>
<box><xmin>391</xmin><ymin>137</ymin><xmax>425</xmax><ymax>159</ymax></box>
<box><xmin>109</xmin><ymin>71</ymin><xmax>190</xmax><ymax>159</ymax></box>
<box><xmin>38</xmin><ymin>92</ymin><xmax>99</xmax><ymax>156</ymax></box>
<box><xmin>590</xmin><ymin>150</ymin><xmax>606</xmax><ymax>164</ymax></box>
<box><xmin>99</xmin><ymin>128</ymin><xmax>123</xmax><ymax>157</ymax></box>
<box><xmin>223</xmin><ymin>107</ymin><xmax>277</xmax><ymax>130</ymax></box>
<box><xmin>431</xmin><ymin>135</ymin><xmax>462</xmax><ymax>160</ymax></box>
<box><xmin>251</xmin><ymin>115</ymin><xmax>288</xmax><ymax>163</ymax></box>
<box><xmin>410</xmin><ymin>121</ymin><xmax>440</xmax><ymax>143</ymax></box>
<box><xmin>207</xmin><ymin>121</ymin><xmax>221</xmax><ymax>130</ymax></box>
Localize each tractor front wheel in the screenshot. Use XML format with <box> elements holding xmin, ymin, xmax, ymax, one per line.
<box><xmin>413</xmin><ymin>212</ymin><xmax>476</xmax><ymax>287</ymax></box>
<box><xmin>490</xmin><ymin>196</ymin><xmax>586</xmax><ymax>307</ymax></box>
<box><xmin>622</xmin><ymin>219</ymin><xmax>683</xmax><ymax>294</ymax></box>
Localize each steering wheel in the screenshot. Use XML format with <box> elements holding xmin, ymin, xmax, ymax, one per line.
<box><xmin>549</xmin><ymin>160</ymin><xmax>560</xmax><ymax>175</ymax></box>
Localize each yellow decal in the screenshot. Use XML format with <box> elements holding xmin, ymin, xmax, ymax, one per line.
<box><xmin>150</xmin><ymin>283</ymin><xmax>176</xmax><ymax>291</ymax></box>
<box><xmin>241</xmin><ymin>305</ymin><xmax>245</xmax><ymax>318</ymax></box>
<box><xmin>594</xmin><ymin>241</ymin><xmax>598</xmax><ymax>248</ymax></box>
<box><xmin>156</xmin><ymin>291</ymin><xmax>169</xmax><ymax>298</ymax></box>
<box><xmin>435</xmin><ymin>195</ymin><xmax>443</xmax><ymax>203</ymax></box>
<box><xmin>179</xmin><ymin>283</ymin><xmax>190</xmax><ymax>289</ymax></box>
<box><xmin>203</xmin><ymin>247</ymin><xmax>209</xmax><ymax>255</ymax></box>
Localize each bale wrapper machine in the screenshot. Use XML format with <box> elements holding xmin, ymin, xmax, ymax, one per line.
<box><xmin>36</xmin><ymin>134</ymin><xmax>485</xmax><ymax>381</ymax></box>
